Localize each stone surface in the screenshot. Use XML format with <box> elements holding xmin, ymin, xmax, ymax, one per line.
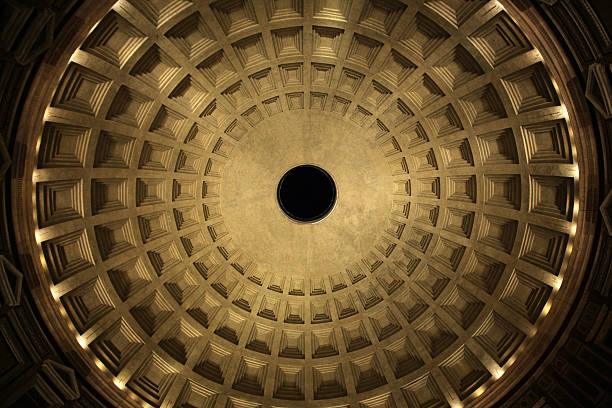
<box><xmin>4</xmin><ymin>0</ymin><xmax>596</xmax><ymax>407</ymax></box>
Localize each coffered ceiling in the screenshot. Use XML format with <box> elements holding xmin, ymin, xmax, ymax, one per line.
<box><xmin>11</xmin><ymin>0</ymin><xmax>596</xmax><ymax>407</ymax></box>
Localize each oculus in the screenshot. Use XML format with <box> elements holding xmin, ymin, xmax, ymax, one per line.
<box><xmin>277</xmin><ymin>165</ymin><xmax>336</xmax><ymax>223</ymax></box>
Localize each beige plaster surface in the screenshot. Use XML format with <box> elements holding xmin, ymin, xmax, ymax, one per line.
<box><xmin>222</xmin><ymin>110</ymin><xmax>392</xmax><ymax>279</ymax></box>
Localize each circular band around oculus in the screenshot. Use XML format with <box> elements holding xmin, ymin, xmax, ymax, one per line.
<box><xmin>277</xmin><ymin>165</ymin><xmax>337</xmax><ymax>223</ymax></box>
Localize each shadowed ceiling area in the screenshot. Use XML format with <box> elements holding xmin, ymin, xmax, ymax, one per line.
<box><xmin>1</xmin><ymin>1</ymin><xmax>611</xmax><ymax>408</ymax></box>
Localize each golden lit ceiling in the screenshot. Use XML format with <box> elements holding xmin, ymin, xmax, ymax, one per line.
<box><xmin>16</xmin><ymin>0</ymin><xmax>588</xmax><ymax>407</ymax></box>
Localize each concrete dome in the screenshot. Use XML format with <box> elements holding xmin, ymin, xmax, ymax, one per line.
<box><xmin>1</xmin><ymin>1</ymin><xmax>610</xmax><ymax>408</ymax></box>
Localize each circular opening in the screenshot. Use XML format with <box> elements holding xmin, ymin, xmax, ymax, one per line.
<box><xmin>277</xmin><ymin>165</ymin><xmax>337</xmax><ymax>223</ymax></box>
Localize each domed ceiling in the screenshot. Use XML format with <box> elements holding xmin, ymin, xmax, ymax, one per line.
<box><xmin>12</xmin><ymin>0</ymin><xmax>595</xmax><ymax>407</ymax></box>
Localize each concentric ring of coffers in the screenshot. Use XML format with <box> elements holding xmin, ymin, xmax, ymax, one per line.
<box><xmin>27</xmin><ymin>0</ymin><xmax>580</xmax><ymax>407</ymax></box>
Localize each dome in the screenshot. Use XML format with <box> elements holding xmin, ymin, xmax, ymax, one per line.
<box><xmin>1</xmin><ymin>1</ymin><xmax>610</xmax><ymax>408</ymax></box>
